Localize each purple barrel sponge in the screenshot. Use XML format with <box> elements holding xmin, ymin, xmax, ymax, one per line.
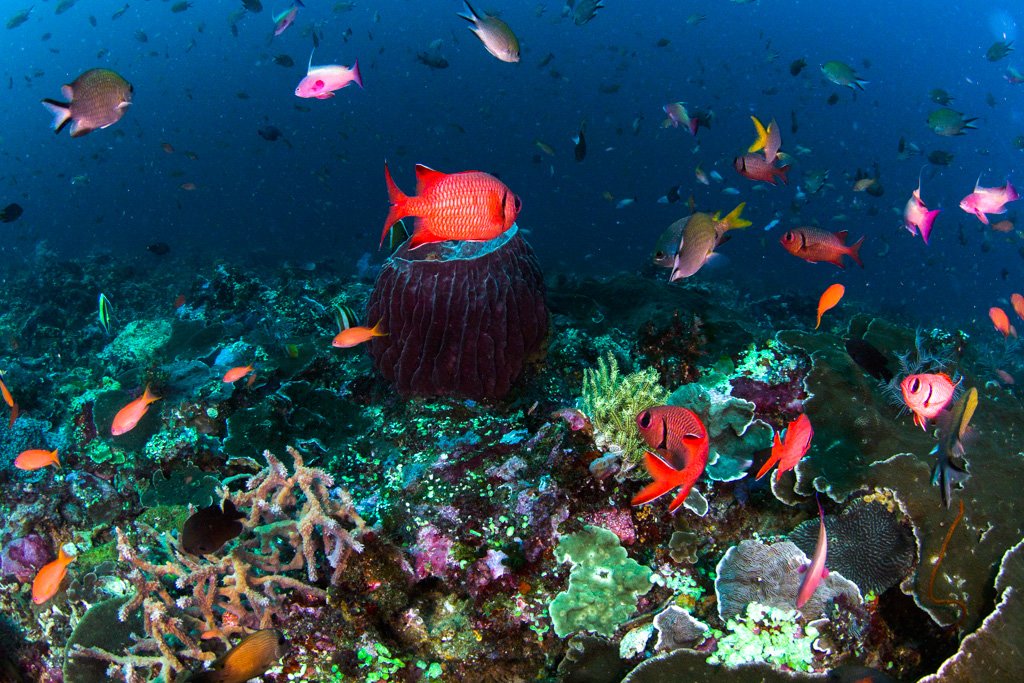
<box><xmin>366</xmin><ymin>225</ymin><xmax>547</xmax><ymax>399</ymax></box>
<box><xmin>1</xmin><ymin>534</ymin><xmax>53</xmax><ymax>583</ymax></box>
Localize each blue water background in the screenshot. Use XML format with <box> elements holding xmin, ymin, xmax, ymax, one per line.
<box><xmin>1</xmin><ymin>0</ymin><xmax>1022</xmax><ymax>332</ymax></box>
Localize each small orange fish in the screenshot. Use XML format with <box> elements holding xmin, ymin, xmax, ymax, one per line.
<box><xmin>222</xmin><ymin>365</ymin><xmax>254</xmax><ymax>383</ymax></box>
<box><xmin>332</xmin><ymin>321</ymin><xmax>387</xmax><ymax>348</ymax></box>
<box><xmin>989</xmin><ymin>306</ymin><xmax>1016</xmax><ymax>338</ymax></box>
<box><xmin>1011</xmin><ymin>293</ymin><xmax>1024</xmax><ymax>321</ymax></box>
<box><xmin>32</xmin><ymin>547</ymin><xmax>76</xmax><ymax>605</ymax></box>
<box><xmin>180</xmin><ymin>182</ymin><xmax>197</xmax><ymax>191</ymax></box>
<box><xmin>755</xmin><ymin>414</ymin><xmax>813</xmax><ymax>481</ymax></box>
<box><xmin>14</xmin><ymin>449</ymin><xmax>60</xmax><ymax>471</ymax></box>
<box><xmin>0</xmin><ymin>375</ymin><xmax>18</xmax><ymax>428</ymax></box>
<box><xmin>816</xmin><ymin>283</ymin><xmax>845</xmax><ymax>330</ymax></box>
<box><xmin>111</xmin><ymin>385</ymin><xmax>161</xmax><ymax>436</ymax></box>
<box><xmin>991</xmin><ymin>219</ymin><xmax>1015</xmax><ymax>232</ymax></box>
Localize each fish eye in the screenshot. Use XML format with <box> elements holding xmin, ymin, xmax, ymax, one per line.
<box><xmin>513</xmin><ymin>195</ymin><xmax>522</xmax><ymax>212</ymax></box>
<box><xmin>910</xmin><ymin>377</ymin><xmax>920</xmax><ymax>392</ymax></box>
<box><xmin>637</xmin><ymin>410</ymin><xmax>652</xmax><ymax>428</ymax></box>
<box><xmin>782</xmin><ymin>231</ymin><xmax>793</xmax><ymax>242</ymax></box>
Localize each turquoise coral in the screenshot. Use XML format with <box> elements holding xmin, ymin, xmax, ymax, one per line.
<box><xmin>548</xmin><ymin>525</ymin><xmax>653</xmax><ymax>638</ymax></box>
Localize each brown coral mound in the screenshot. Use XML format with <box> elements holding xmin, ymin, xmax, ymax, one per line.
<box><xmin>788</xmin><ymin>499</ymin><xmax>915</xmax><ymax>596</ymax></box>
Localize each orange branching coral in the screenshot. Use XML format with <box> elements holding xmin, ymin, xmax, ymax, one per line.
<box><xmin>68</xmin><ymin>447</ymin><xmax>365</xmax><ymax>682</ymax></box>
<box><xmin>926</xmin><ymin>500</ymin><xmax>967</xmax><ymax>627</ymax></box>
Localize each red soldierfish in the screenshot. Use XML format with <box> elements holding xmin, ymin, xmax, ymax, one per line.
<box><xmin>959</xmin><ymin>178</ymin><xmax>1019</xmax><ymax>224</ymax></box>
<box><xmin>294</xmin><ymin>51</ymin><xmax>363</xmax><ymax>99</ymax></box>
<box><xmin>796</xmin><ymin>496</ymin><xmax>829</xmax><ymax>609</ymax></box>
<box><xmin>381</xmin><ymin>163</ymin><xmax>521</xmax><ymax>249</ymax></box>
<box><xmin>780</xmin><ymin>227</ymin><xmax>864</xmax><ymax>269</ymax></box>
<box><xmin>755</xmin><ymin>413</ymin><xmax>813</xmax><ymax>481</ymax></box>
<box><xmin>273</xmin><ymin>1</ymin><xmax>303</xmax><ymax>37</ymax></box>
<box><xmin>900</xmin><ymin>372</ymin><xmax>957</xmax><ymax>430</ymax></box>
<box><xmin>904</xmin><ymin>178</ymin><xmax>941</xmax><ymax>244</ymax></box>
<box><xmin>733</xmin><ymin>153</ymin><xmax>790</xmax><ymax>185</ymax></box>
<box><xmin>631</xmin><ymin>406</ymin><xmax>710</xmax><ymax>513</ymax></box>
<box><xmin>662</xmin><ymin>102</ymin><xmax>698</xmax><ymax>136</ymax></box>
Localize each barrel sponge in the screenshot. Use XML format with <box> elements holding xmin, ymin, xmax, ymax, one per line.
<box><xmin>366</xmin><ymin>225</ymin><xmax>548</xmax><ymax>399</ymax></box>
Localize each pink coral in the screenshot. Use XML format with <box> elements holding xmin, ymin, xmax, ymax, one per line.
<box><xmin>412</xmin><ymin>525</ymin><xmax>454</xmax><ymax>581</ymax></box>
<box><xmin>0</xmin><ymin>534</ymin><xmax>52</xmax><ymax>583</ymax></box>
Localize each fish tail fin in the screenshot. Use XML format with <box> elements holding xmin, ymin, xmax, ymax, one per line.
<box><xmin>370</xmin><ymin>319</ymin><xmax>388</xmax><ymax>337</ymax></box>
<box><xmin>52</xmin><ymin>450</ymin><xmax>61</xmax><ymax>469</ymax></box>
<box><xmin>855</xmin><ymin>78</ymin><xmax>869</xmax><ymax>90</ymax></box>
<box><xmin>920</xmin><ymin>209</ymin><xmax>941</xmax><ymax>245</ymax></box>
<box><xmin>142</xmin><ymin>385</ymin><xmax>161</xmax><ymax>404</ymax></box>
<box><xmin>350</xmin><ymin>58</ymin><xmax>363</xmax><ymax>89</ymax></box>
<box><xmin>631</xmin><ymin>451</ymin><xmax>680</xmax><ymax>508</ymax></box>
<box><xmin>458</xmin><ymin>1</ymin><xmax>477</xmax><ymax>22</ymax></box>
<box><xmin>58</xmin><ymin>547</ymin><xmax>76</xmax><ymax>565</ymax></box>
<box><xmin>755</xmin><ymin>435</ymin><xmax>782</xmax><ymax>480</ymax></box>
<box><xmin>748</xmin><ymin>115</ymin><xmax>768</xmax><ymax>153</ymax></box>
<box><xmin>41</xmin><ymin>99</ymin><xmax>72</xmax><ymax>134</ymax></box>
<box><xmin>381</xmin><ymin>162</ymin><xmax>410</xmax><ymax>247</ymax></box>
<box><xmin>775</xmin><ymin>164</ymin><xmax>792</xmax><ymax>185</ymax></box>
<box><xmin>1006</xmin><ymin>180</ymin><xmax>1019</xmax><ymax>202</ymax></box>
<box><xmin>963</xmin><ymin>117</ymin><xmax>978</xmax><ymax>130</ymax></box>
<box><xmin>721</xmin><ymin>202</ymin><xmax>752</xmax><ymax>230</ymax></box>
<box><xmin>848</xmin><ymin>235</ymin><xmax>865</xmax><ymax>267</ymax></box>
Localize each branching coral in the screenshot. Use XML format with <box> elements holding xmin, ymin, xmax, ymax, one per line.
<box><xmin>580</xmin><ymin>353</ymin><xmax>668</xmax><ymax>463</ymax></box>
<box><xmin>67</xmin><ymin>447</ymin><xmax>365</xmax><ymax>682</ymax></box>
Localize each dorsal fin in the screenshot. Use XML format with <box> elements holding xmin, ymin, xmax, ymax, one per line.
<box><xmin>835</xmin><ymin>229</ymin><xmax>848</xmax><ymax>243</ymax></box>
<box><xmin>415</xmin><ymin>164</ymin><xmax>447</xmax><ymax>193</ymax></box>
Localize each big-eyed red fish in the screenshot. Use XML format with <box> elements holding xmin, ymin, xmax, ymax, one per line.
<box><xmin>780</xmin><ymin>227</ymin><xmax>864</xmax><ymax>269</ymax></box>
<box><xmin>900</xmin><ymin>372</ymin><xmax>957</xmax><ymax>430</ymax></box>
<box><xmin>631</xmin><ymin>406</ymin><xmax>710</xmax><ymax>513</ymax></box>
<box><xmin>734</xmin><ymin>153</ymin><xmax>790</xmax><ymax>185</ymax></box>
<box><xmin>381</xmin><ymin>163</ymin><xmax>521</xmax><ymax>249</ymax></box>
<box><xmin>755</xmin><ymin>414</ymin><xmax>813</xmax><ymax>481</ymax></box>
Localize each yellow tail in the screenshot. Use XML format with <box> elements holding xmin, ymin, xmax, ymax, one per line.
<box><xmin>715</xmin><ymin>202</ymin><xmax>752</xmax><ymax>231</ymax></box>
<box><xmin>748</xmin><ymin>116</ymin><xmax>769</xmax><ymax>154</ymax></box>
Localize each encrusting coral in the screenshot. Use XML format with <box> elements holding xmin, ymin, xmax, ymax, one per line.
<box><xmin>66</xmin><ymin>447</ymin><xmax>365</xmax><ymax>682</ymax></box>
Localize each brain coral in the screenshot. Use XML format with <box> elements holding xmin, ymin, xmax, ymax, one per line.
<box><xmin>714</xmin><ymin>539</ymin><xmax>861</xmax><ymax>621</ymax></box>
<box><xmin>788</xmin><ymin>499</ymin><xmax>915</xmax><ymax>596</ymax></box>
<box><xmin>366</xmin><ymin>225</ymin><xmax>548</xmax><ymax>399</ymax></box>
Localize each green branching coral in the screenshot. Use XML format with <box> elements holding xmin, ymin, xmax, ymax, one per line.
<box><xmin>580</xmin><ymin>353</ymin><xmax>668</xmax><ymax>462</ymax></box>
<box><xmin>706</xmin><ymin>602</ymin><xmax>819</xmax><ymax>671</ymax></box>
<box><xmin>549</xmin><ymin>525</ymin><xmax>653</xmax><ymax>638</ymax></box>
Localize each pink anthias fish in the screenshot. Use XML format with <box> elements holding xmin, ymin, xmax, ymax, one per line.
<box><xmin>959</xmin><ymin>178</ymin><xmax>1019</xmax><ymax>225</ymax></box>
<box><xmin>904</xmin><ymin>176</ymin><xmax>941</xmax><ymax>244</ymax></box>
<box><xmin>796</xmin><ymin>496</ymin><xmax>829</xmax><ymax>609</ymax></box>
<box><xmin>662</xmin><ymin>102</ymin><xmax>698</xmax><ymax>136</ymax></box>
<box><xmin>273</xmin><ymin>1</ymin><xmax>304</xmax><ymax>37</ymax></box>
<box><xmin>294</xmin><ymin>51</ymin><xmax>363</xmax><ymax>99</ymax></box>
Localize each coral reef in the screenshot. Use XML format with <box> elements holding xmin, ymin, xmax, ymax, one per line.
<box><xmin>706</xmin><ymin>602</ymin><xmax>819</xmax><ymax>671</ymax></box>
<box><xmin>366</xmin><ymin>225</ymin><xmax>548</xmax><ymax>399</ymax></box>
<box><xmin>66</xmin><ymin>447</ymin><xmax>364</xmax><ymax>681</ymax></box>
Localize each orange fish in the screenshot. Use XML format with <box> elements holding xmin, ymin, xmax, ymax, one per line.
<box><xmin>900</xmin><ymin>372</ymin><xmax>957</xmax><ymax>429</ymax></box>
<box><xmin>332</xmin><ymin>321</ymin><xmax>387</xmax><ymax>348</ymax></box>
<box><xmin>0</xmin><ymin>374</ymin><xmax>16</xmax><ymax>428</ymax></box>
<box><xmin>381</xmin><ymin>163</ymin><xmax>521</xmax><ymax>249</ymax></box>
<box><xmin>14</xmin><ymin>449</ymin><xmax>60</xmax><ymax>471</ymax></box>
<box><xmin>815</xmin><ymin>283</ymin><xmax>845</xmax><ymax>330</ymax></box>
<box><xmin>631</xmin><ymin>407</ymin><xmax>709</xmax><ymax>513</ymax></box>
<box><xmin>755</xmin><ymin>414</ymin><xmax>813</xmax><ymax>481</ymax></box>
<box><xmin>1010</xmin><ymin>293</ymin><xmax>1024</xmax><ymax>321</ymax></box>
<box><xmin>989</xmin><ymin>306</ymin><xmax>1016</xmax><ymax>338</ymax></box>
<box><xmin>991</xmin><ymin>219</ymin><xmax>1014</xmax><ymax>232</ymax></box>
<box><xmin>174</xmin><ymin>294</ymin><xmax>186</xmax><ymax>309</ymax></box>
<box><xmin>32</xmin><ymin>547</ymin><xmax>76</xmax><ymax>605</ymax></box>
<box><xmin>222</xmin><ymin>365</ymin><xmax>254</xmax><ymax>383</ymax></box>
<box><xmin>780</xmin><ymin>227</ymin><xmax>864</xmax><ymax>269</ymax></box>
<box><xmin>111</xmin><ymin>385</ymin><xmax>161</xmax><ymax>436</ymax></box>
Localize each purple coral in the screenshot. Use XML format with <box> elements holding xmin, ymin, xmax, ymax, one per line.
<box><xmin>1</xmin><ymin>535</ymin><xmax>52</xmax><ymax>583</ymax></box>
<box><xmin>411</xmin><ymin>525</ymin><xmax>454</xmax><ymax>581</ymax></box>
<box><xmin>366</xmin><ymin>226</ymin><xmax>548</xmax><ymax>399</ymax></box>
